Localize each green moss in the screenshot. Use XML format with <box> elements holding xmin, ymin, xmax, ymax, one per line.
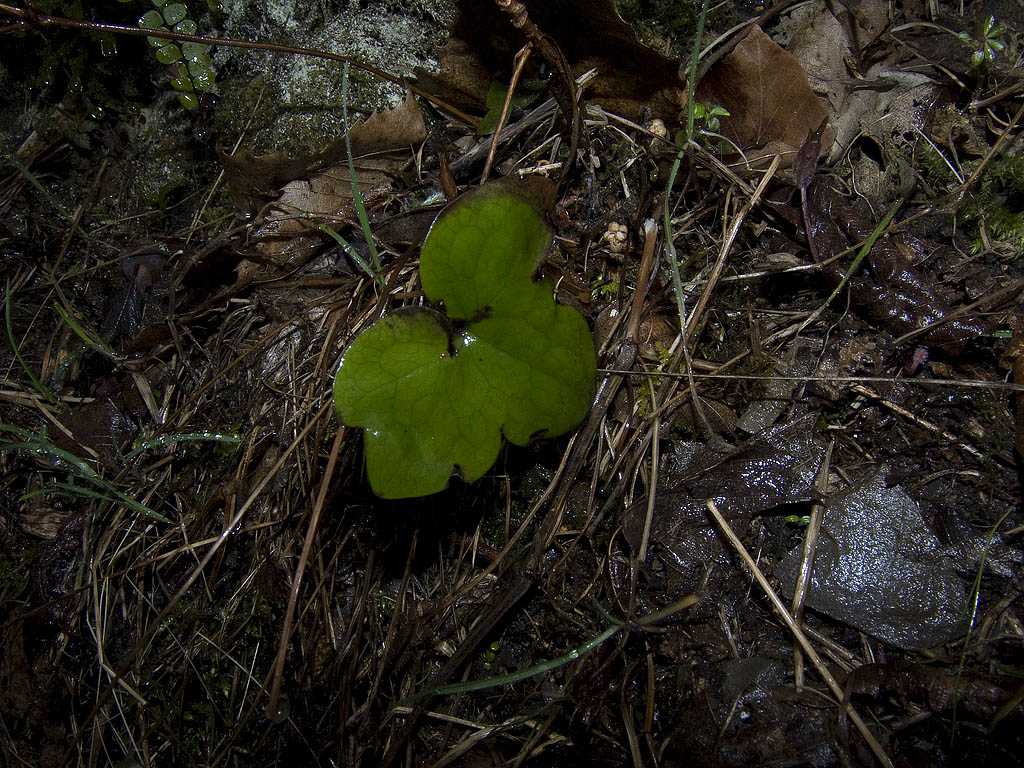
<box><xmin>960</xmin><ymin>153</ymin><xmax>1024</xmax><ymax>256</ymax></box>
<box><xmin>920</xmin><ymin>145</ymin><xmax>1024</xmax><ymax>257</ymax></box>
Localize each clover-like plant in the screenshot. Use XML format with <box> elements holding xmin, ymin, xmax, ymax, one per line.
<box><xmin>333</xmin><ymin>178</ymin><xmax>596</xmax><ymax>498</ymax></box>
<box><xmin>959</xmin><ymin>14</ymin><xmax>1006</xmax><ymax>72</ymax></box>
<box><xmin>138</xmin><ymin>0</ymin><xmax>216</xmax><ymax>108</ymax></box>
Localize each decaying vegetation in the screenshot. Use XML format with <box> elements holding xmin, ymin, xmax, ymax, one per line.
<box><xmin>1</xmin><ymin>1</ymin><xmax>1022</xmax><ymax>766</ymax></box>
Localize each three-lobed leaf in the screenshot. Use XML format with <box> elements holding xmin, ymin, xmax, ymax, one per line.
<box><xmin>333</xmin><ymin>179</ymin><xmax>595</xmax><ymax>498</ymax></box>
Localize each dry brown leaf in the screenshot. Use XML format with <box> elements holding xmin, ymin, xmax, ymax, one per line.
<box><xmin>785</xmin><ymin>4</ymin><xmax>853</xmax><ymax>120</ymax></box>
<box><xmin>222</xmin><ymin>91</ymin><xmax>426</xmax><ymax>209</ymax></box>
<box><xmin>807</xmin><ymin>181</ymin><xmax>995</xmax><ymax>354</ymax></box>
<box><xmin>216</xmin><ymin>92</ymin><xmax>426</xmax><ymax>290</ymax></box>
<box><xmin>415</xmin><ymin>0</ymin><xmax>685</xmax><ymax>126</ymax></box>
<box><xmin>696</xmin><ymin>25</ymin><xmax>832</xmax><ymax>170</ymax></box>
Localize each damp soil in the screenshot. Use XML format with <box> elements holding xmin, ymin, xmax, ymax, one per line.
<box><xmin>1</xmin><ymin>1</ymin><xmax>1023</xmax><ymax>767</ymax></box>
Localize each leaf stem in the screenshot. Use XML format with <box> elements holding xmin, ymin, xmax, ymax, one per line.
<box><xmin>341</xmin><ymin>62</ymin><xmax>382</xmax><ymax>281</ymax></box>
<box><xmin>663</xmin><ymin>0</ymin><xmax>710</xmax><ymax>331</ymax></box>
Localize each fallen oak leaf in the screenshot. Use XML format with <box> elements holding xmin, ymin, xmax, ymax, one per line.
<box><xmin>221</xmin><ymin>91</ymin><xmax>426</xmax><ymax>212</ymax></box>
<box><xmin>696</xmin><ymin>25</ymin><xmax>833</xmax><ymax>170</ymax></box>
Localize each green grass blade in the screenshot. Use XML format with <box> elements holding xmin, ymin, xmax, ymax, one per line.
<box><xmin>122</xmin><ymin>431</ymin><xmax>242</xmax><ymax>463</ymax></box>
<box><xmin>316</xmin><ymin>222</ymin><xmax>377</xmax><ymax>279</ymax></box>
<box><xmin>53</xmin><ymin>301</ymin><xmax>117</xmax><ymax>358</ymax></box>
<box><xmin>664</xmin><ymin>0</ymin><xmax>710</xmax><ymax>331</ymax></box>
<box><xmin>341</xmin><ymin>62</ymin><xmax>382</xmax><ymax>278</ymax></box>
<box><xmin>22</xmin><ymin>481</ymin><xmax>172</xmax><ymax>524</ymax></box>
<box><xmin>5</xmin><ymin>281</ymin><xmax>57</xmax><ymax>403</ymax></box>
<box><xmin>0</xmin><ymin>423</ymin><xmax>172</xmax><ymax>523</ymax></box>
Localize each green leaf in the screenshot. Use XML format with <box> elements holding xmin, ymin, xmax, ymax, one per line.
<box><xmin>477</xmin><ymin>79</ymin><xmax>546</xmax><ymax>136</ymax></box>
<box><xmin>138</xmin><ymin>10</ymin><xmax>164</xmax><ymax>29</ymax></box>
<box><xmin>420</xmin><ymin>180</ymin><xmax>551</xmax><ymax>319</ymax></box>
<box><xmin>155</xmin><ymin>43</ymin><xmax>183</xmax><ymax>65</ymax></box>
<box><xmin>162</xmin><ymin>3</ymin><xmax>188</xmax><ymax>25</ymax></box>
<box><xmin>334</xmin><ymin>179</ymin><xmax>595</xmax><ymax>498</ymax></box>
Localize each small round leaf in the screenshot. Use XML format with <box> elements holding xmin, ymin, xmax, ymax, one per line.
<box><xmin>156</xmin><ymin>43</ymin><xmax>183</xmax><ymax>64</ymax></box>
<box><xmin>162</xmin><ymin>3</ymin><xmax>188</xmax><ymax>25</ymax></box>
<box><xmin>139</xmin><ymin>10</ymin><xmax>164</xmax><ymax>29</ymax></box>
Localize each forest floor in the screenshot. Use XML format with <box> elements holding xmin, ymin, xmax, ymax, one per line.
<box><xmin>1</xmin><ymin>1</ymin><xmax>1023</xmax><ymax>766</ymax></box>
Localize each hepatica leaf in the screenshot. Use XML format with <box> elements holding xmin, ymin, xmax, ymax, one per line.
<box><xmin>334</xmin><ymin>178</ymin><xmax>596</xmax><ymax>498</ymax></box>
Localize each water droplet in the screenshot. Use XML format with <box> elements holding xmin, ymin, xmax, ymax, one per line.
<box><xmin>190</xmin><ymin>69</ymin><xmax>214</xmax><ymax>90</ymax></box>
<box><xmin>156</xmin><ymin>43</ymin><xmax>182</xmax><ymax>65</ymax></box>
<box><xmin>188</xmin><ymin>57</ymin><xmax>212</xmax><ymax>76</ymax></box>
<box><xmin>37</xmin><ymin>66</ymin><xmax>55</xmax><ymax>89</ymax></box>
<box><xmin>266</xmin><ymin>694</ymin><xmax>290</xmax><ymax>723</ymax></box>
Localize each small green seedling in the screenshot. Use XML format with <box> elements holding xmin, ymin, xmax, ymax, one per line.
<box><xmin>333</xmin><ymin>178</ymin><xmax>596</xmax><ymax>499</ymax></box>
<box><xmin>692</xmin><ymin>102</ymin><xmax>730</xmax><ymax>134</ymax></box>
<box><xmin>482</xmin><ymin>640</ymin><xmax>500</xmax><ymax>671</ymax></box>
<box><xmin>674</xmin><ymin>102</ymin><xmax>730</xmax><ymax>151</ymax></box>
<box><xmin>477</xmin><ymin>78</ymin><xmax>546</xmax><ymax>136</ymax></box>
<box><xmin>959</xmin><ymin>15</ymin><xmax>1006</xmax><ymax>71</ymax></box>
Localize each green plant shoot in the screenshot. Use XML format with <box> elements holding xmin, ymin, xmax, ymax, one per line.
<box><xmin>333</xmin><ymin>178</ymin><xmax>596</xmax><ymax>498</ymax></box>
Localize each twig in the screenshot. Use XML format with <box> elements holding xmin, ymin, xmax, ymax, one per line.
<box><xmin>633</xmin><ymin>220</ymin><xmax>660</xmax><ymax>565</ymax></box>
<box><xmin>266</xmin><ymin>425</ymin><xmax>346</xmax><ymax>719</ymax></box>
<box><xmin>493</xmin><ymin>0</ymin><xmax>580</xmax><ymax>184</ymax></box>
<box><xmin>0</xmin><ymin>3</ymin><xmax>477</xmax><ymax>125</ymax></box>
<box><xmin>482</xmin><ymin>43</ymin><xmax>532</xmax><ymax>183</ymax></box>
<box><xmin>686</xmin><ymin>155</ymin><xmax>779</xmax><ymax>343</ymax></box>
<box><xmin>850</xmin><ymin>384</ymin><xmax>984</xmax><ymax>461</ymax></box>
<box><xmin>450</xmin><ymin>69</ymin><xmax>598</xmax><ymax>175</ymax></box>
<box><xmin>791</xmin><ymin>439</ymin><xmax>833</xmax><ymax>688</ymax></box>
<box><xmin>705</xmin><ymin>500</ymin><xmax>895</xmax><ymax>768</ymax></box>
